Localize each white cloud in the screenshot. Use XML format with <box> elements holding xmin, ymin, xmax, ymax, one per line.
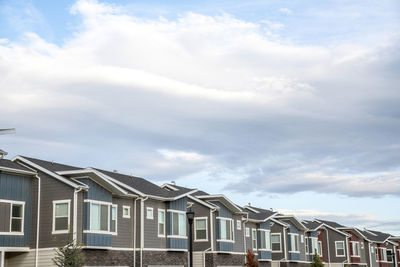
<box><xmin>278</xmin><ymin>8</ymin><xmax>292</xmax><ymax>15</ymax></box>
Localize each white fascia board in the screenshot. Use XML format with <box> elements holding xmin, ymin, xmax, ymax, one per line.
<box><xmin>243</xmin><ymin>206</ymin><xmax>260</xmax><ymax>213</ymax></box>
<box><xmin>58</xmin><ymin>168</ymin><xmax>129</xmax><ymax>195</ymax></box>
<box><xmin>172</xmin><ymin>189</ymin><xmax>199</xmax><ymax>201</ymax></box>
<box><xmin>322</xmin><ymin>224</ymin><xmax>351</xmax><ymax>237</ymax></box>
<box><xmin>274</xmin><ymin>215</ymin><xmax>308</xmax><ymax>230</ymax></box>
<box><xmin>187</xmin><ymin>195</ymin><xmax>218</xmax><ymax>209</ymax></box>
<box><xmin>0</xmin><ymin>166</ymin><xmax>37</xmax><ymax>176</ymax></box>
<box><xmin>270</xmin><ymin>218</ymin><xmax>290</xmax><ymax>228</ymax></box>
<box><xmin>161</xmin><ymin>184</ymin><xmax>179</xmax><ymax>191</ymax></box>
<box><xmin>196</xmin><ymin>194</ymin><xmax>243</xmax><ymax>213</ymax></box>
<box><xmin>12</xmin><ymin>156</ymin><xmax>85</xmax><ymax>189</ymax></box>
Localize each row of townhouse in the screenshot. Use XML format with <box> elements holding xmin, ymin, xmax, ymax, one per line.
<box><xmin>0</xmin><ymin>153</ymin><xmax>399</xmax><ymax>267</ymax></box>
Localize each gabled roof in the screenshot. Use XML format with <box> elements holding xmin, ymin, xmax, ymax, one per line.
<box><xmin>243</xmin><ymin>205</ymin><xmax>276</xmax><ymax>222</ymax></box>
<box><xmin>270</xmin><ymin>217</ymin><xmax>290</xmax><ymax>227</ymax></box>
<box><xmin>196</xmin><ymin>194</ymin><xmax>243</xmax><ymax>214</ymax></box>
<box><xmin>0</xmin><ymin>158</ymin><xmax>37</xmax><ymax>175</ymax></box>
<box><xmin>303</xmin><ymin>220</ymin><xmax>324</xmax><ymax>231</ymax></box>
<box><xmin>316</xmin><ymin>219</ymin><xmax>345</xmax><ymax>228</ymax></box>
<box><xmin>274</xmin><ymin>215</ymin><xmax>308</xmax><ymax>230</ymax></box>
<box><xmin>361</xmin><ymin>229</ymin><xmax>392</xmax><ymax>243</ymax></box>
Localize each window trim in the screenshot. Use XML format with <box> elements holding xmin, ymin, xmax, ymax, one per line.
<box><xmin>305</xmin><ymin>236</ymin><xmax>309</xmax><ymax>255</ymax></box>
<box><xmin>288</xmin><ymin>233</ymin><xmax>300</xmax><ymax>253</ymax></box>
<box><xmin>258</xmin><ymin>229</ymin><xmax>271</xmax><ymax>251</ymax></box>
<box><xmin>52</xmin><ymin>199</ymin><xmax>71</xmax><ymax>235</ymax></box>
<box><xmin>379</xmin><ymin>247</ymin><xmax>388</xmax><ymax>262</ymax></box>
<box><xmin>318</xmin><ymin>241</ymin><xmax>323</xmax><ymax>257</ymax></box>
<box><xmin>387</xmin><ymin>249</ymin><xmax>393</xmax><ymax>262</ymax></box>
<box><xmin>167</xmin><ymin>210</ymin><xmax>187</xmax><ymax>239</ymax></box>
<box><xmin>252</xmin><ymin>228</ymin><xmax>257</xmax><ymax>250</ymax></box>
<box><xmin>0</xmin><ymin>200</ymin><xmax>25</xmax><ymax>236</ymax></box>
<box><xmin>83</xmin><ymin>199</ymin><xmax>113</xmax><ymax>234</ymax></box>
<box><xmin>122</xmin><ymin>205</ymin><xmax>131</xmax><ymax>219</ymax></box>
<box><xmin>110</xmin><ymin>204</ymin><xmax>117</xmax><ymax>235</ymax></box>
<box><xmin>236</xmin><ymin>220</ymin><xmax>241</xmax><ymax>230</ymax></box>
<box><xmin>271</xmin><ymin>233</ymin><xmax>282</xmax><ymax>253</ymax></box>
<box><xmin>351</xmin><ymin>241</ymin><xmax>361</xmax><ymax>257</ymax></box>
<box><xmin>157</xmin><ymin>209</ymin><xmax>166</xmax><ymax>237</ymax></box>
<box><xmin>245</xmin><ymin>227</ymin><xmax>250</xmax><ymax>237</ymax></box>
<box><xmin>194</xmin><ymin>217</ymin><xmax>208</xmax><ymax>242</ymax></box>
<box><xmin>335</xmin><ymin>241</ymin><xmax>346</xmax><ymax>257</ymax></box>
<box><xmin>216</xmin><ymin>217</ymin><xmax>234</xmax><ymax>242</ymax></box>
<box><xmin>146</xmin><ymin>207</ymin><xmax>154</xmax><ymax>219</ymax></box>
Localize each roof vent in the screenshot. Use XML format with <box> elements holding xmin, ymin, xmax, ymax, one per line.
<box><xmin>248</xmin><ymin>202</ymin><xmax>251</xmax><ymax>206</ymax></box>
<box><xmin>113</xmin><ymin>170</ymin><xmax>118</xmax><ymax>173</ymax></box>
<box><xmin>270</xmin><ymin>208</ymin><xmax>273</xmax><ymax>211</ymax></box>
<box><xmin>0</xmin><ymin>149</ymin><xmax>7</xmax><ymax>159</ymax></box>
<box><xmin>171</xmin><ymin>181</ymin><xmax>176</xmax><ymax>185</ymax></box>
<box><xmin>51</xmin><ymin>160</ymin><xmax>55</xmax><ymax>165</ymax></box>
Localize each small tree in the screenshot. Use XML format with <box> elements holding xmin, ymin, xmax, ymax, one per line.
<box><xmin>310</xmin><ymin>249</ymin><xmax>323</xmax><ymax>267</ymax></box>
<box><xmin>53</xmin><ymin>241</ymin><xmax>85</xmax><ymax>267</ymax></box>
<box><xmin>244</xmin><ymin>250</ymin><xmax>258</xmax><ymax>267</ymax></box>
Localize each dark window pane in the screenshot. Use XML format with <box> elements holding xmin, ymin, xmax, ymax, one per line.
<box><xmin>159</xmin><ymin>223</ymin><xmax>164</xmax><ymax>235</ymax></box>
<box><xmin>12</xmin><ymin>205</ymin><xmax>22</xmax><ymax>218</ymax></box>
<box><xmin>197</xmin><ymin>230</ymin><xmax>206</xmax><ymax>239</ymax></box>
<box><xmin>111</xmin><ymin>221</ymin><xmax>116</xmax><ymax>232</ymax></box>
<box><xmin>11</xmin><ymin>218</ymin><xmax>22</xmax><ymax>232</ymax></box>
<box><xmin>55</xmin><ymin>217</ymin><xmax>68</xmax><ymax>231</ymax></box>
<box><xmin>272</xmin><ymin>243</ymin><xmax>281</xmax><ymax>251</ymax></box>
<box><xmin>100</xmin><ymin>205</ymin><xmax>108</xmax><ymax>231</ymax></box>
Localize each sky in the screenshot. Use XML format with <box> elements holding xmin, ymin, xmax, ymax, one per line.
<box><xmin>0</xmin><ymin>0</ymin><xmax>399</xmax><ymax>235</ymax></box>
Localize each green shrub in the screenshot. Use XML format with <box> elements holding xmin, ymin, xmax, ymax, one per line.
<box><xmin>310</xmin><ymin>249</ymin><xmax>323</xmax><ymax>267</ymax></box>
<box><xmin>53</xmin><ymin>241</ymin><xmax>85</xmax><ymax>267</ymax></box>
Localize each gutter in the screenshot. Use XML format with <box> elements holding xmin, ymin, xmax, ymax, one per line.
<box><xmin>283</xmin><ymin>226</ymin><xmax>288</xmax><ymax>261</ymax></box>
<box><xmin>34</xmin><ymin>174</ymin><xmax>41</xmax><ymax>267</ymax></box>
<box><xmin>140</xmin><ymin>196</ymin><xmax>148</xmax><ymax>267</ymax></box>
<box><xmin>210</xmin><ymin>206</ymin><xmax>217</xmax><ymax>252</ymax></box>
<box><xmin>346</xmin><ymin>236</ymin><xmax>350</xmax><ymax>264</ymax></box>
<box><xmin>133</xmin><ymin>197</ymin><xmax>139</xmax><ymax>267</ymax></box>
<box><xmin>73</xmin><ymin>187</ymin><xmax>85</xmax><ymax>244</ymax></box>
<box><xmin>326</xmin><ymin>228</ymin><xmax>331</xmax><ymax>264</ymax></box>
<box><xmin>243</xmin><ymin>212</ymin><xmax>249</xmax><ymax>260</ymax></box>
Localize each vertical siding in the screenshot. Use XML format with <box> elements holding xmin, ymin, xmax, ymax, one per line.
<box><xmin>257</xmin><ymin>221</ymin><xmax>271</xmax><ymax>260</ymax></box>
<box><xmin>80</xmin><ymin>178</ymin><xmax>112</xmax><ymax>203</ymax></box>
<box><xmin>166</xmin><ymin>198</ymin><xmax>188</xmax><ymax>250</ymax></box>
<box><xmin>0</xmin><ymin>172</ymin><xmax>33</xmax><ymax>247</ymax></box>
<box><xmin>83</xmin><ymin>233</ymin><xmax>112</xmax><ymax>246</ymax></box>
<box><xmin>0</xmin><ymin>202</ymin><xmax>10</xmax><ymax>232</ymax></box>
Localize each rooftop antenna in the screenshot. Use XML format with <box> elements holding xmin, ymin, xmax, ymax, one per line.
<box><xmin>0</xmin><ymin>128</ymin><xmax>16</xmax><ymax>159</ymax></box>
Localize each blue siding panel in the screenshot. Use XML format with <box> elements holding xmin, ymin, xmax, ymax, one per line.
<box><xmin>259</xmin><ymin>251</ymin><xmax>271</xmax><ymax>259</ymax></box>
<box><xmin>211</xmin><ymin>201</ymin><xmax>232</xmax><ymax>218</ymax></box>
<box><xmin>217</xmin><ymin>241</ymin><xmax>233</xmax><ymax>251</ymax></box>
<box><xmin>167</xmin><ymin>238</ymin><xmax>187</xmax><ymax>249</ymax></box>
<box><xmin>80</xmin><ymin>178</ymin><xmax>112</xmax><ymax>202</ymax></box>
<box><xmin>167</xmin><ymin>197</ymin><xmax>187</xmax><ymax>211</ymax></box>
<box><xmin>83</xmin><ymin>233</ymin><xmax>112</xmax><ymax>247</ymax></box>
<box><xmin>0</xmin><ymin>173</ymin><xmax>32</xmax><ymax>247</ymax></box>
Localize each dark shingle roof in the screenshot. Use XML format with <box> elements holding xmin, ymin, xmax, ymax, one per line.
<box><xmin>21</xmin><ymin>156</ymin><xmax>82</xmax><ymax>172</ymax></box>
<box><xmin>316</xmin><ymin>219</ymin><xmax>344</xmax><ymax>228</ymax></box>
<box><xmin>303</xmin><ymin>220</ymin><xmax>323</xmax><ymax>231</ymax></box>
<box><xmin>361</xmin><ymin>229</ymin><xmax>391</xmax><ymax>243</ymax></box>
<box><xmin>244</xmin><ymin>206</ymin><xmax>276</xmax><ymax>221</ymax></box>
<box><xmin>0</xmin><ymin>159</ymin><xmax>35</xmax><ymax>172</ymax></box>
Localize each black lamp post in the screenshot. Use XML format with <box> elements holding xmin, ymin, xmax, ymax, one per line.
<box><xmin>186</xmin><ymin>209</ymin><xmax>195</xmax><ymax>267</ymax></box>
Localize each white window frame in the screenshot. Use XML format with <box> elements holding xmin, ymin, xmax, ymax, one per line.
<box><xmin>288</xmin><ymin>233</ymin><xmax>300</xmax><ymax>253</ymax></box>
<box><xmin>216</xmin><ymin>217</ymin><xmax>234</xmax><ymax>242</ymax></box>
<box><xmin>252</xmin><ymin>228</ymin><xmax>257</xmax><ymax>250</ymax></box>
<box><xmin>146</xmin><ymin>207</ymin><xmax>154</xmax><ymax>219</ymax></box>
<box><xmin>0</xmin><ymin>200</ymin><xmax>25</xmax><ymax>236</ymax></box>
<box><xmin>167</xmin><ymin>209</ymin><xmax>187</xmax><ymax>239</ymax></box>
<box><xmin>305</xmin><ymin>237</ymin><xmax>309</xmax><ymax>254</ymax></box>
<box><xmin>335</xmin><ymin>241</ymin><xmax>346</xmax><ymax>257</ymax></box>
<box><xmin>236</xmin><ymin>220</ymin><xmax>241</xmax><ymax>230</ymax></box>
<box><xmin>245</xmin><ymin>227</ymin><xmax>250</xmax><ymax>237</ymax></box>
<box><xmin>52</xmin><ymin>199</ymin><xmax>71</xmax><ymax>234</ymax></box>
<box><xmin>300</xmin><ymin>234</ymin><xmax>304</xmax><ymax>243</ymax></box>
<box><xmin>110</xmin><ymin>204</ymin><xmax>117</xmax><ymax>235</ymax></box>
<box><xmin>310</xmin><ymin>237</ymin><xmax>319</xmax><ymax>255</ymax></box>
<box><xmin>379</xmin><ymin>247</ymin><xmax>387</xmax><ymax>262</ymax></box>
<box><xmin>375</xmin><ymin>247</ymin><xmax>379</xmax><ymax>261</ymax></box>
<box><xmin>194</xmin><ymin>217</ymin><xmax>208</xmax><ymax>242</ymax></box>
<box><xmin>158</xmin><ymin>209</ymin><xmax>166</xmax><ymax>237</ymax></box>
<box><xmin>271</xmin><ymin>233</ymin><xmax>282</xmax><ymax>253</ymax></box>
<box><xmin>258</xmin><ymin>229</ymin><xmax>271</xmax><ymax>251</ymax></box>
<box><xmin>351</xmin><ymin>241</ymin><xmax>361</xmax><ymax>257</ymax></box>
<box><xmin>83</xmin><ymin>199</ymin><xmax>112</xmax><ymax>234</ymax></box>
<box><xmin>122</xmin><ymin>205</ymin><xmax>131</xmax><ymax>219</ymax></box>
<box><xmin>387</xmin><ymin>249</ymin><xmax>393</xmax><ymax>262</ymax></box>
<box><xmin>318</xmin><ymin>241</ymin><xmax>323</xmax><ymax>257</ymax></box>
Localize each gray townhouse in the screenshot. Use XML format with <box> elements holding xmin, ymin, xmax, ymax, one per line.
<box><xmin>303</xmin><ymin>220</ymin><xmax>352</xmax><ymax>267</ymax></box>
<box><xmin>272</xmin><ymin>215</ymin><xmax>308</xmax><ymax>267</ymax></box>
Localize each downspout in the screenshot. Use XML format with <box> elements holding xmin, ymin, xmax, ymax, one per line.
<box><xmin>243</xmin><ymin>213</ymin><xmax>249</xmax><ymax>260</ymax></box>
<box><xmin>326</xmin><ymin>229</ymin><xmax>331</xmax><ymax>265</ymax></box>
<box><xmin>73</xmin><ymin>187</ymin><xmax>84</xmax><ymax>244</ymax></box>
<box><xmin>346</xmin><ymin>236</ymin><xmax>350</xmax><ymax>264</ymax></box>
<box><xmin>210</xmin><ymin>207</ymin><xmax>217</xmax><ymax>252</ymax></box>
<box><xmin>368</xmin><ymin>242</ymin><xmax>373</xmax><ymax>267</ymax></box>
<box><xmin>34</xmin><ymin>174</ymin><xmax>41</xmax><ymax>267</ymax></box>
<box><xmin>283</xmin><ymin>227</ymin><xmax>288</xmax><ymax>261</ymax></box>
<box><xmin>134</xmin><ymin>197</ymin><xmax>139</xmax><ymax>267</ymax></box>
<box><xmin>140</xmin><ymin>196</ymin><xmax>148</xmax><ymax>267</ymax></box>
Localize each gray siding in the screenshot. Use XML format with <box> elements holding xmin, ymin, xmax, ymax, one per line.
<box><xmin>0</xmin><ymin>202</ymin><xmax>10</xmax><ymax>232</ymax></box>
<box><xmin>191</xmin><ymin>202</ymin><xmax>211</xmax><ymax>252</ymax></box>
<box><xmin>111</xmin><ymin>197</ymin><xmax>134</xmax><ymax>248</ymax></box>
<box><xmin>245</xmin><ymin>221</ymin><xmax>257</xmax><ymax>253</ymax></box>
<box><xmin>0</xmin><ymin>172</ymin><xmax>33</xmax><ymax>247</ymax></box>
<box><xmin>325</xmin><ymin>228</ymin><xmax>348</xmax><ymax>263</ymax></box>
<box><xmin>144</xmin><ymin>198</ymin><xmax>167</xmax><ymax>249</ymax></box>
<box><xmin>232</xmin><ymin>214</ymin><xmax>244</xmax><ymax>253</ymax></box>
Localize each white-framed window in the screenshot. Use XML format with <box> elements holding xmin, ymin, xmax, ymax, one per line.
<box><xmin>158</xmin><ymin>209</ymin><xmax>165</xmax><ymax>237</ymax></box>
<box><xmin>387</xmin><ymin>249</ymin><xmax>393</xmax><ymax>262</ymax></box>
<box><xmin>85</xmin><ymin>200</ymin><xmax>111</xmax><ymax>233</ymax></box>
<box><xmin>335</xmin><ymin>241</ymin><xmax>345</xmax><ymax>257</ymax></box>
<box><xmin>252</xmin><ymin>229</ymin><xmax>257</xmax><ymax>249</ymax></box>
<box><xmin>305</xmin><ymin>237</ymin><xmax>309</xmax><ymax>254</ymax></box>
<box><xmin>122</xmin><ymin>205</ymin><xmax>130</xmax><ymax>219</ymax></box>
<box><xmin>110</xmin><ymin>204</ymin><xmax>117</xmax><ymax>234</ymax></box>
<box><xmin>146</xmin><ymin>207</ymin><xmax>153</xmax><ymax>219</ymax></box>
<box><xmin>300</xmin><ymin>234</ymin><xmax>304</xmax><ymax>243</ymax></box>
<box><xmin>375</xmin><ymin>247</ymin><xmax>379</xmax><ymax>261</ymax></box>
<box><xmin>245</xmin><ymin>227</ymin><xmax>250</xmax><ymax>237</ymax></box>
<box><xmin>318</xmin><ymin>241</ymin><xmax>323</xmax><ymax>257</ymax></box>
<box><xmin>169</xmin><ymin>210</ymin><xmax>186</xmax><ymax>238</ymax></box>
<box><xmin>311</xmin><ymin>237</ymin><xmax>319</xmax><ymax>255</ymax></box>
<box><xmin>194</xmin><ymin>217</ymin><xmax>208</xmax><ymax>241</ymax></box>
<box><xmin>52</xmin><ymin>200</ymin><xmax>70</xmax><ymax>234</ymax></box>
<box><xmin>258</xmin><ymin>229</ymin><xmax>271</xmax><ymax>251</ymax></box>
<box><xmin>0</xmin><ymin>200</ymin><xmax>25</xmax><ymax>235</ymax></box>
<box><xmin>271</xmin><ymin>233</ymin><xmax>281</xmax><ymax>252</ymax></box>
<box><xmin>379</xmin><ymin>247</ymin><xmax>387</xmax><ymax>262</ymax></box>
<box><xmin>236</xmin><ymin>220</ymin><xmax>241</xmax><ymax>230</ymax></box>
<box><xmin>360</xmin><ymin>242</ymin><xmax>364</xmax><ymax>250</ymax></box>
<box><xmin>217</xmin><ymin>217</ymin><xmax>234</xmax><ymax>242</ymax></box>
<box><xmin>289</xmin><ymin>233</ymin><xmax>299</xmax><ymax>253</ymax></box>
<box><xmin>351</xmin><ymin>241</ymin><xmax>360</xmax><ymax>257</ymax></box>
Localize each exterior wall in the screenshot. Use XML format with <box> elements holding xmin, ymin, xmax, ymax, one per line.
<box><xmin>112</xmin><ymin>197</ymin><xmax>134</xmax><ymax>248</ymax></box>
<box><xmin>387</xmin><ymin>243</ymin><xmax>396</xmax><ymax>267</ymax></box>
<box><xmin>306</xmin><ymin>231</ymin><xmax>319</xmax><ymax>262</ymax></box>
<box><xmin>205</xmin><ymin>252</ymin><xmax>245</xmax><ymax>267</ymax></box>
<box><xmin>281</xmin><ymin>220</ymin><xmax>306</xmax><ymax>262</ymax></box>
<box><xmin>270</xmin><ymin>223</ymin><xmax>285</xmax><ymax>261</ymax></box>
<box><xmin>191</xmin><ymin>201</ymin><xmax>211</xmax><ymax>252</ymax></box>
<box><xmin>232</xmin><ymin>213</ymin><xmax>244</xmax><ymax>253</ymax></box>
<box><xmin>257</xmin><ymin>220</ymin><xmax>271</xmax><ymax>260</ymax></box>
<box><xmin>378</xmin><ymin>243</ymin><xmax>389</xmax><ymax>267</ymax></box>
<box><xmin>245</xmin><ymin>221</ymin><xmax>257</xmax><ymax>254</ymax></box>
<box><xmin>325</xmin><ymin>228</ymin><xmax>348</xmax><ymax>264</ymax></box>
<box><xmin>144</xmin><ymin>198</ymin><xmax>167</xmax><ymax>249</ymax></box>
<box><xmin>5</xmin><ymin>249</ymin><xmax>57</xmax><ymax>267</ymax></box>
<box><xmin>0</xmin><ymin>171</ymin><xmax>33</xmax><ymax>248</ymax></box>
<box><xmin>166</xmin><ymin>197</ymin><xmax>188</xmax><ymax>250</ymax></box>
<box><xmin>213</xmin><ymin>201</ymin><xmax>233</xmax><ymax>252</ymax></box>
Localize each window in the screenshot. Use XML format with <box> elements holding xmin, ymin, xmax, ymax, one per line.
<box><xmin>170</xmin><ymin>211</ymin><xmax>186</xmax><ymax>237</ymax></box>
<box><xmin>301</xmin><ymin>234</ymin><xmax>304</xmax><ymax>243</ymax></box>
<box><xmin>110</xmin><ymin>205</ymin><xmax>117</xmax><ymax>233</ymax></box>
<box><xmin>245</xmin><ymin>227</ymin><xmax>250</xmax><ymax>237</ymax></box>
<box><xmin>218</xmin><ymin>218</ymin><xmax>234</xmax><ymax>241</ymax></box>
<box><xmin>158</xmin><ymin>209</ymin><xmax>165</xmax><ymax>237</ymax></box>
<box><xmin>352</xmin><ymin>242</ymin><xmax>360</xmax><ymax>257</ymax></box>
<box><xmin>318</xmin><ymin>241</ymin><xmax>323</xmax><ymax>256</ymax></box>
<box><xmin>11</xmin><ymin>203</ymin><xmax>24</xmax><ymax>233</ymax></box>
<box><xmin>387</xmin><ymin>249</ymin><xmax>393</xmax><ymax>262</ymax></box>
<box><xmin>259</xmin><ymin>230</ymin><xmax>271</xmax><ymax>251</ymax></box>
<box><xmin>271</xmin><ymin>233</ymin><xmax>281</xmax><ymax>252</ymax></box>
<box><xmin>122</xmin><ymin>206</ymin><xmax>130</xmax><ymax>218</ymax></box>
<box><xmin>90</xmin><ymin>203</ymin><xmax>109</xmax><ymax>231</ymax></box>
<box><xmin>252</xmin><ymin>229</ymin><xmax>257</xmax><ymax>249</ymax></box>
<box><xmin>375</xmin><ymin>247</ymin><xmax>379</xmax><ymax>261</ymax></box>
<box><xmin>237</xmin><ymin>220</ymin><xmax>241</xmax><ymax>230</ymax></box>
<box><xmin>146</xmin><ymin>207</ymin><xmax>153</xmax><ymax>219</ymax></box>
<box><xmin>335</xmin><ymin>241</ymin><xmax>345</xmax><ymax>257</ymax></box>
<box><xmin>379</xmin><ymin>248</ymin><xmax>387</xmax><ymax>262</ymax></box>
<box><xmin>195</xmin><ymin>217</ymin><xmax>207</xmax><ymax>241</ymax></box>
<box><xmin>289</xmin><ymin>233</ymin><xmax>299</xmax><ymax>252</ymax></box>
<box><xmin>52</xmin><ymin>200</ymin><xmax>70</xmax><ymax>234</ymax></box>
<box><xmin>305</xmin><ymin>237</ymin><xmax>309</xmax><ymax>254</ymax></box>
